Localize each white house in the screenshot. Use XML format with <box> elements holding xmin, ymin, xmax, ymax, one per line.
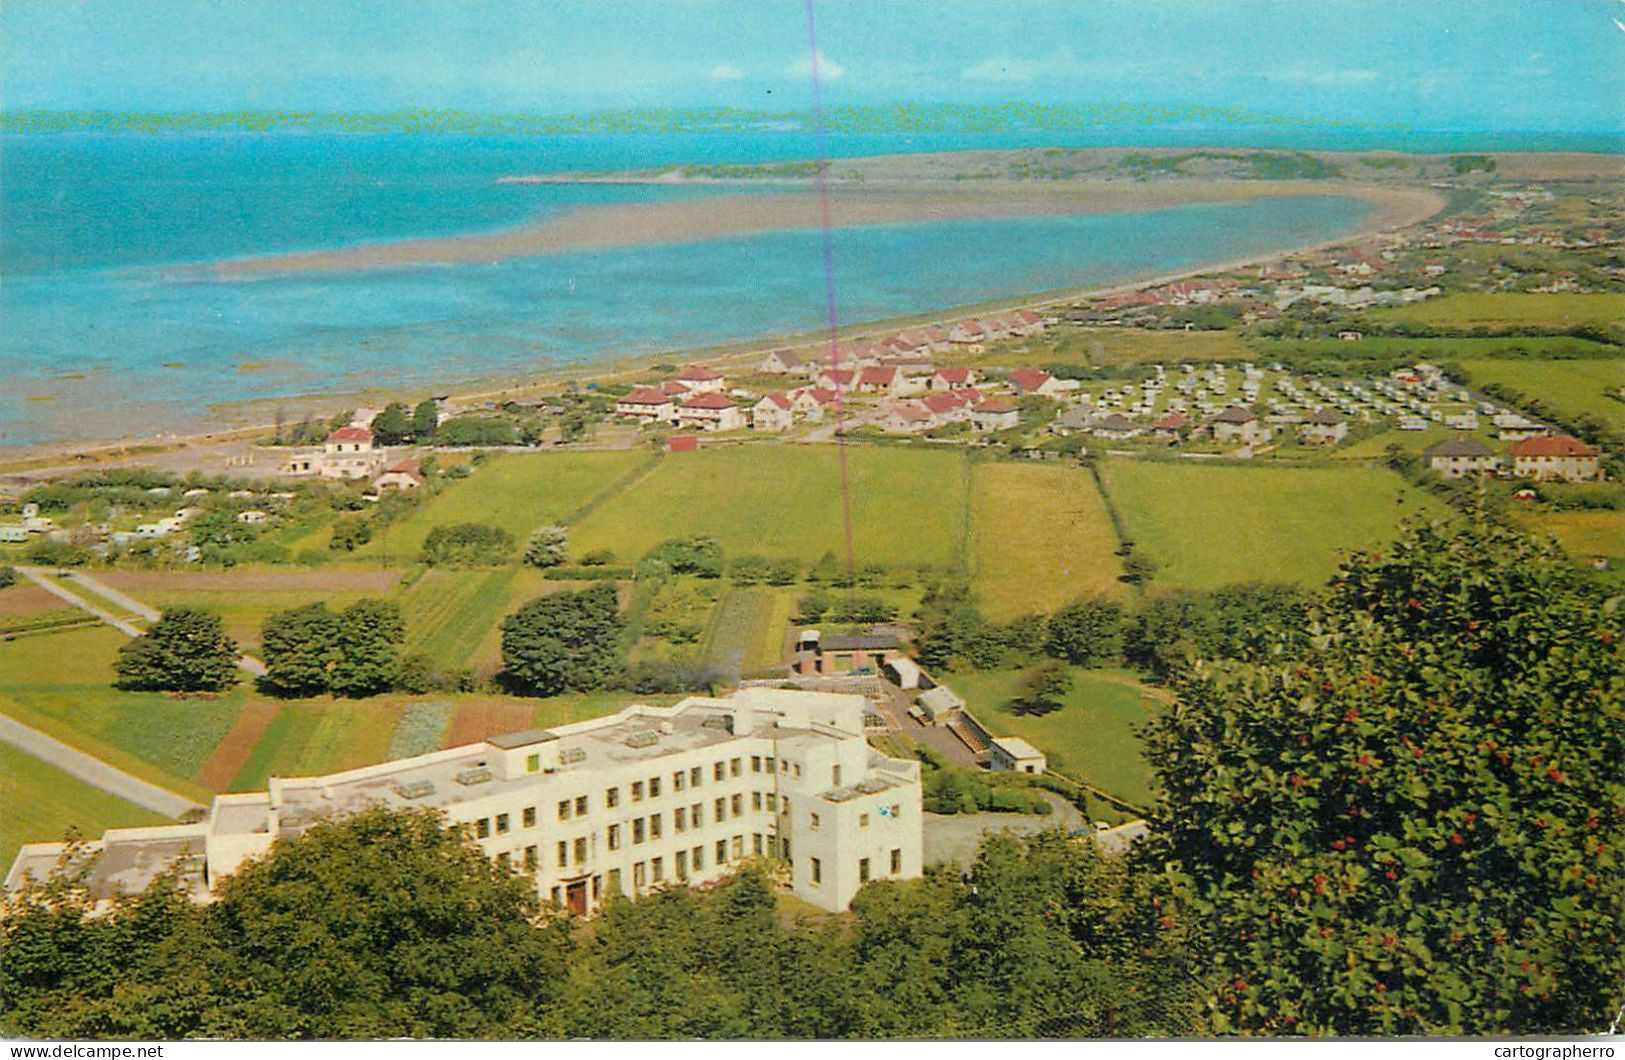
<box><xmin>752</xmin><ymin>393</ymin><xmax>795</xmax><ymax>432</ymax></box>
<box><xmin>615</xmin><ymin>387</ymin><xmax>678</xmax><ymax>424</ymax></box>
<box><xmin>971</xmin><ymin>398</ymin><xmax>1020</xmax><ymax>432</ymax></box>
<box><xmin>988</xmin><ymin>736</ymin><xmax>1047</xmax><ymax>775</ymax></box>
<box><xmin>675</xmin><ymin>393</ymin><xmax>745</xmax><ymax>432</ymax></box>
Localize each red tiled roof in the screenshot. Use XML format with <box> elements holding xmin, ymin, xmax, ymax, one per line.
<box><xmin>1152</xmin><ymin>413</ymin><xmax>1186</xmax><ymax>430</ymax></box>
<box><xmin>860</xmin><ymin>366</ymin><xmax>898</xmax><ymax>385</ymax></box>
<box><xmin>677</xmin><ymin>364</ymin><xmax>722</xmax><ymax>381</ymax></box>
<box><xmin>820</xmin><ymin>368</ymin><xmax>856</xmax><ymax>386</ymax></box>
<box><xmin>619</xmin><ymin>386</ymin><xmax>673</xmax><ymax>406</ymax></box>
<box><xmin>758</xmin><ymin>392</ymin><xmax>793</xmax><ymax>410</ymax></box>
<box><xmin>1508</xmin><ymin>434</ymin><xmax>1599</xmax><ymax>458</ymax></box>
<box><xmin>922</xmin><ymin>393</ymin><xmax>966</xmax><ymax>414</ymax></box>
<box><xmin>659</xmin><ymin>381</ymin><xmax>691</xmax><ymax>396</ymax></box>
<box><xmin>384</xmin><ymin>458</ymin><xmax>423</xmax><ymax>477</ymax></box>
<box><xmin>330</xmin><ymin>426</ymin><xmax>373</xmax><ymax>442</ymax></box>
<box><xmin>1007</xmin><ymin>369</ymin><xmax>1052</xmax><ymax>393</ymax></box>
<box><xmin>888</xmin><ymin>405</ymin><xmax>931</xmax><ymax>423</ymax></box>
<box><xmin>681</xmin><ymin>392</ymin><xmax>738</xmax><ymax>410</ymax></box>
<box><xmin>798</xmin><ymin>387</ymin><xmax>837</xmax><ymax>405</ymax></box>
<box><xmin>934</xmin><ymin>367</ymin><xmax>973</xmax><ymax>383</ymax></box>
<box><xmin>975</xmin><ymin>398</ymin><xmax>1018</xmax><ymax>413</ymax></box>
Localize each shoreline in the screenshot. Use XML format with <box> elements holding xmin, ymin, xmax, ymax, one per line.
<box><xmin>205</xmin><ymin>179</ymin><xmax>1431</xmax><ymax>278</ymax></box>
<box><xmin>0</xmin><ymin>183</ymin><xmax>1443</xmax><ymax>474</ymax></box>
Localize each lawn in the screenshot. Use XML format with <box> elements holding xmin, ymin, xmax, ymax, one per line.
<box><xmin>1515</xmin><ymin>509</ymin><xmax>1625</xmax><ymax>568</ymax></box>
<box><xmin>1455</xmin><ymin>358</ymin><xmax>1625</xmax><ymax>429</ymax></box>
<box><xmin>947</xmin><ymin>666</ymin><xmax>1163</xmax><ymax>810</ymax></box>
<box><xmin>349</xmin><ymin>450</ymin><xmax>652</xmax><ymax>562</ymax></box>
<box><xmin>0</xmin><ymin>626</ymin><xmax>238</xmax><ymax>799</ymax></box>
<box><xmin>946</xmin><ymin>326</ymin><xmax>1249</xmax><ymax>368</ymax></box>
<box><xmin>1097</xmin><ymin>459</ymin><xmax>1448</xmax><ymax>590</ymax></box>
<box><xmin>0</xmin><ymin>743</ymin><xmax>167</xmax><ymax>868</ymax></box>
<box><xmin>570</xmin><ymin>445</ymin><xmax>971</xmax><ymax>568</ymax></box>
<box><xmin>1366</xmin><ymin>292</ymin><xmax>1625</xmax><ymax>330</ymax></box>
<box><xmin>402</xmin><ymin>568</ymin><xmax>519</xmax><ymax>672</ymax></box>
<box><xmin>98</xmin><ymin>569</ymin><xmax>398</xmax><ymax>652</ymax></box>
<box><xmin>969</xmin><ymin>462</ymin><xmax>1125</xmax><ymax>619</ymax></box>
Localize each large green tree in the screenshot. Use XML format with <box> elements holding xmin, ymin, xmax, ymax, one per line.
<box><xmin>500</xmin><ymin>583</ymin><xmax>624</xmax><ymax>695</ymax></box>
<box><xmin>114</xmin><ymin>606</ymin><xmax>239</xmax><ymax>692</ymax></box>
<box><xmin>1046</xmin><ymin>595</ymin><xmax>1125</xmax><ymax>667</ymax></box>
<box><xmin>1143</xmin><ymin>524</ymin><xmax>1625</xmax><ymax>1036</ymax></box>
<box><xmin>369</xmin><ymin>403</ymin><xmax>412</xmax><ymax>446</ymax></box>
<box><xmin>328</xmin><ymin>599</ymin><xmax>406</xmax><ymax>698</ymax></box>
<box><xmin>260</xmin><ymin>603</ymin><xmax>340</xmax><ymax>697</ymax></box>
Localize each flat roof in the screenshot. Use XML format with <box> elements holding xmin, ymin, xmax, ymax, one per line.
<box><xmin>992</xmin><ymin>736</ymin><xmax>1045</xmax><ymax>760</ymax></box>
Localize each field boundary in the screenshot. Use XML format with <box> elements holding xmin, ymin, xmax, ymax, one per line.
<box><xmin>0</xmin><ymin>710</ymin><xmax>204</xmax><ymax>818</ymax></box>
<box><xmin>562</xmin><ymin>451</ymin><xmax>664</xmax><ymax>526</ymax></box>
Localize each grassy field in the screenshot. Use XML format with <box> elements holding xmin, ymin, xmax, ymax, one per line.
<box><xmin>0</xmin><ymin>627</ymin><xmax>238</xmax><ymax>797</ymax></box>
<box><xmin>571</xmin><ymin>445</ymin><xmax>971</xmax><ymax>568</ymax></box>
<box><xmin>947</xmin><ymin>666</ymin><xmax>1163</xmax><ymax>809</ymax></box>
<box><xmin>401</xmin><ymin>568</ymin><xmax>519</xmax><ymax>672</ymax></box>
<box><xmin>1098</xmin><ymin>459</ymin><xmax>1448</xmax><ymax>590</ymax></box>
<box><xmin>1456</xmin><ymin>358</ymin><xmax>1625</xmax><ymax>428</ymax></box>
<box><xmin>225</xmin><ymin>698</ymin><xmax>404</xmax><ymax>790</ymax></box>
<box><xmin>98</xmin><ymin>569</ymin><xmax>397</xmax><ymax>652</ymax></box>
<box><xmin>1252</xmin><ymin>335</ymin><xmax>1621</xmax><ymax>361</ymax></box>
<box><xmin>968</xmin><ymin>462</ymin><xmax>1125</xmax><ymax>618</ymax></box>
<box><xmin>1366</xmin><ymin>292</ymin><xmax>1625</xmax><ymax>330</ymax></box>
<box><xmin>349</xmin><ymin>451</ymin><xmax>651</xmax><ymax>562</ymax></box>
<box><xmin>0</xmin><ymin>743</ymin><xmax>167</xmax><ymax>868</ymax></box>
<box><xmin>950</xmin><ymin>326</ymin><xmax>1249</xmax><ymax>368</ymax></box>
<box><xmin>1516</xmin><ymin>509</ymin><xmax>1625</xmax><ymax>567</ymax></box>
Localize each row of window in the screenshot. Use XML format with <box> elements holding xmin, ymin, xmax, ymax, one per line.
<box><xmin>807</xmin><ymin>849</ymin><xmax>904</xmax><ymax>886</ymax></box>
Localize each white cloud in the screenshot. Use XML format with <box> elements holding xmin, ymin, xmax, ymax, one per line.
<box><xmin>786</xmin><ymin>49</ymin><xmax>844</xmax><ymax>80</ymax></box>
<box><xmin>708</xmin><ymin>62</ymin><xmax>745</xmax><ymax>81</ymax></box>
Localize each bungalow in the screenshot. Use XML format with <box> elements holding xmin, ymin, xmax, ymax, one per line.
<box><xmin>1005</xmin><ymin>368</ymin><xmax>1068</xmax><ymax>399</ymax></box>
<box><xmin>971</xmin><ymin>398</ymin><xmax>1020</xmax><ymax>433</ymax></box>
<box><xmin>1007</xmin><ymin>309</ymin><xmax>1047</xmax><ymax>336</ymax></box>
<box><xmin>879</xmin><ymin>404</ymin><xmax>932</xmax><ymax>434</ymax></box>
<box><xmin>757</xmin><ymin>349</ymin><xmax>804</xmax><ymax>375</ymax></box>
<box><xmin>752</xmin><ymin>392</ymin><xmax>795</xmax><ymax>432</ymax></box>
<box><xmin>1150</xmin><ymin>412</ymin><xmax>1187</xmax><ymax>442</ymax></box>
<box><xmin>1424</xmin><ymin>437</ymin><xmax>1497</xmax><ymax>479</ymax></box>
<box><xmin>929</xmin><ymin>367</ymin><xmax>976</xmax><ymax>391</ymax></box>
<box><xmin>857</xmin><ymin>365</ymin><xmax>903</xmax><ymax>396</ymax></box>
<box><xmin>374</xmin><ymin>458</ymin><xmax>426</xmax><ymax>491</ymax></box>
<box><xmin>1297</xmin><ymin>408</ymin><xmax>1348</xmax><ymax>446</ymax></box>
<box><xmin>815</xmin><ymin>367</ymin><xmax>857</xmax><ymax>392</ymax></box>
<box><xmin>674</xmin><ymin>365</ymin><xmax>726</xmax><ymax>393</ymax></box>
<box><xmin>675</xmin><ymin>393</ymin><xmax>745</xmax><ymax>433</ymax></box>
<box><xmin>793</xmin><ymin>630</ymin><xmax>902</xmax><ymax>676</ymax></box>
<box><xmin>948</xmin><ymin>320</ymin><xmax>987</xmax><ymax>348</ymax></box>
<box><xmin>920</xmin><ymin>391</ymin><xmax>974</xmax><ymax>427</ymax></box>
<box><xmin>790</xmin><ymin>387</ymin><xmax>837</xmax><ymax>421</ymax></box>
<box><xmin>614</xmin><ymin>386</ymin><xmax>677</xmax><ymax>424</ymax></box>
<box><xmin>1507</xmin><ymin>434</ymin><xmax>1601</xmax><ymax>483</ymax></box>
<box><xmin>1089</xmin><ymin>413</ymin><xmax>1140</xmax><ymax>441</ymax></box>
<box><xmin>898</xmin><ymin>326</ymin><xmax>951</xmax><ymax>353</ymax></box>
<box><xmin>1211</xmin><ymin>406</ymin><xmax>1268</xmax><ymax>446</ymax></box>
<box><xmin>1051</xmin><ymin>405</ymin><xmax>1097</xmax><ymax>436</ymax></box>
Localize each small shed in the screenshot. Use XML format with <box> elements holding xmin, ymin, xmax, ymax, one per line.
<box><xmin>916</xmin><ymin>686</ymin><xmax>964</xmax><ymax>723</ymax></box>
<box><xmin>884</xmin><ymin>655</ymin><xmax>924</xmax><ymax>690</ymax></box>
<box><xmin>989</xmin><ymin>736</ymin><xmax>1047</xmax><ymax>775</ymax></box>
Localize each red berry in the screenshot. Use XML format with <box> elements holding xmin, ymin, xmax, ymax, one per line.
<box><xmin>1333</xmin><ymin>840</ymin><xmax>1346</xmax><ymax>851</ymax></box>
<box><xmin>1385</xmin><ymin>869</ymin><xmax>1397</xmax><ymax>881</ymax></box>
<box><xmin>1450</xmin><ymin>832</ymin><xmax>1463</xmax><ymax>845</ymax></box>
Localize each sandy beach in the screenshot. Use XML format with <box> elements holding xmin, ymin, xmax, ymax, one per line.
<box><xmin>206</xmin><ymin>181</ymin><xmax>1442</xmax><ymax>278</ymax></box>
<box><xmin>3</xmin><ymin>180</ymin><xmax>1449</xmax><ymax>474</ymax></box>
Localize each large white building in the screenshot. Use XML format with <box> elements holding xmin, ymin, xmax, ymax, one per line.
<box><xmin>5</xmin><ymin>689</ymin><xmax>923</xmax><ymax>916</ymax></box>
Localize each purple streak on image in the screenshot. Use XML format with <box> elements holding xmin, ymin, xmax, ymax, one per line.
<box><xmin>804</xmin><ymin>0</ymin><xmax>859</xmax><ymax>587</ymax></box>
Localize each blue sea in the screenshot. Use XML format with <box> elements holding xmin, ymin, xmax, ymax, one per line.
<box><xmin>0</xmin><ymin>128</ymin><xmax>1430</xmax><ymax>447</ymax></box>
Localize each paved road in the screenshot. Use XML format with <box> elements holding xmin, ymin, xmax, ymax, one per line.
<box><xmin>0</xmin><ymin>712</ymin><xmax>203</xmax><ymax>819</ymax></box>
<box><xmin>18</xmin><ymin>566</ymin><xmax>268</xmax><ymax>677</ymax></box>
<box><xmin>17</xmin><ymin>566</ymin><xmax>148</xmax><ymax>637</ymax></box>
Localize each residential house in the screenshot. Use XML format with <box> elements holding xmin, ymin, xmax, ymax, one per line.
<box><xmin>757</xmin><ymin>349</ymin><xmax>804</xmax><ymax>375</ymax></box>
<box><xmin>1150</xmin><ymin>412</ymin><xmax>1187</xmax><ymax>442</ymax></box>
<box><xmin>1424</xmin><ymin>438</ymin><xmax>1498</xmax><ymax>479</ymax></box>
<box><xmin>920</xmin><ymin>391</ymin><xmax>974</xmax><ymax>427</ymax></box>
<box><xmin>675</xmin><ymin>393</ymin><xmax>745</xmax><ymax>433</ymax></box>
<box><xmin>1494</xmin><ymin>413</ymin><xmax>1547</xmax><ymax>442</ymax></box>
<box><xmin>857</xmin><ymin>365</ymin><xmax>904</xmax><ymax>397</ymax></box>
<box><xmin>1507</xmin><ymin>435</ymin><xmax>1602</xmax><ymax>483</ymax></box>
<box><xmin>1297</xmin><ymin>408</ymin><xmax>1348</xmax><ymax>446</ymax></box>
<box><xmin>614</xmin><ymin>387</ymin><xmax>678</xmax><ymax>424</ymax></box>
<box><xmin>374</xmin><ymin>459</ymin><xmax>427</xmax><ymax>491</ymax></box>
<box><xmin>790</xmin><ymin>387</ymin><xmax>837</xmax><ymax>421</ymax></box>
<box><xmin>281</xmin><ymin>426</ymin><xmax>388</xmax><ymax>480</ymax></box>
<box><xmin>751</xmin><ymin>393</ymin><xmax>795</xmax><ymax>432</ymax></box>
<box><xmin>815</xmin><ymin>367</ymin><xmax>857</xmax><ymax>392</ymax></box>
<box><xmin>1090</xmin><ymin>413</ymin><xmax>1140</xmax><ymax>441</ymax></box>
<box><xmin>674</xmin><ymin>365</ymin><xmax>726</xmax><ymax>393</ymax></box>
<box><xmin>929</xmin><ymin>367</ymin><xmax>976</xmax><ymax>391</ymax></box>
<box><xmin>1211</xmin><ymin>406</ymin><xmax>1268</xmax><ymax>446</ymax></box>
<box><xmin>1005</xmin><ymin>368</ymin><xmax>1068</xmax><ymax>399</ymax></box>
<box><xmin>947</xmin><ymin>320</ymin><xmax>986</xmax><ymax>349</ymax></box>
<box><xmin>971</xmin><ymin>398</ymin><xmax>1020</xmax><ymax>433</ymax></box>
<box><xmin>879</xmin><ymin>404</ymin><xmax>932</xmax><ymax>434</ymax></box>
<box><xmin>1051</xmin><ymin>405</ymin><xmax>1097</xmax><ymax>436</ymax></box>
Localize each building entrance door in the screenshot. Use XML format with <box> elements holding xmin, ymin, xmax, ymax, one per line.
<box><xmin>566</xmin><ymin>880</ymin><xmax>588</xmax><ymax>916</ymax></box>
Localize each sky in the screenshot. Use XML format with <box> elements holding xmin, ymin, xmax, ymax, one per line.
<box><xmin>3</xmin><ymin>0</ymin><xmax>1623</xmax><ymax>131</ymax></box>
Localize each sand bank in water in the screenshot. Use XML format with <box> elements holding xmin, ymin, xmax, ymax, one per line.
<box><xmin>209</xmin><ymin>181</ymin><xmax>1444</xmax><ymax>277</ymax></box>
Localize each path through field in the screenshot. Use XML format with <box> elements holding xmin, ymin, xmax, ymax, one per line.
<box><xmin>0</xmin><ymin>711</ymin><xmax>203</xmax><ymax>818</ymax></box>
